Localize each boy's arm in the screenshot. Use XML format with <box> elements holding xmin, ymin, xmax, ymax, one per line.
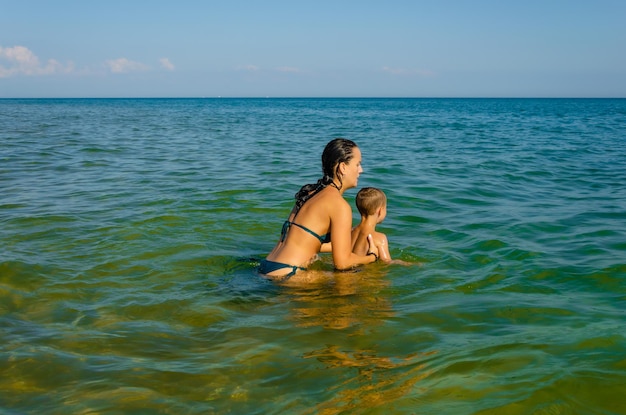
<box><xmin>374</xmin><ymin>232</ymin><xmax>419</xmax><ymax>266</ymax></box>
<box><xmin>376</xmin><ymin>233</ymin><xmax>392</xmax><ymax>263</ymax></box>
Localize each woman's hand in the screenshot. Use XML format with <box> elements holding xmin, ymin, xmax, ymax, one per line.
<box><xmin>367</xmin><ymin>234</ymin><xmax>380</xmax><ymax>259</ymax></box>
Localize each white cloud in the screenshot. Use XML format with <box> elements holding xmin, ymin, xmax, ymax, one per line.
<box><xmin>105</xmin><ymin>58</ymin><xmax>150</xmax><ymax>74</ymax></box>
<box><xmin>0</xmin><ymin>46</ymin><xmax>174</xmax><ymax>79</ymax></box>
<box><xmin>236</xmin><ymin>64</ymin><xmax>260</xmax><ymax>72</ymax></box>
<box><xmin>159</xmin><ymin>57</ymin><xmax>175</xmax><ymax>71</ymax></box>
<box><xmin>0</xmin><ymin>45</ymin><xmax>74</xmax><ymax>77</ymax></box>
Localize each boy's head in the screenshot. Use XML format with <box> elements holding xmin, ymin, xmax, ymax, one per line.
<box><xmin>355</xmin><ymin>187</ymin><xmax>387</xmax><ymax>217</ymax></box>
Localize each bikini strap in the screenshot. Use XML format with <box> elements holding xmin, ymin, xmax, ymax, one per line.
<box><xmin>282</xmin><ymin>220</ymin><xmax>327</xmax><ymax>244</ymax></box>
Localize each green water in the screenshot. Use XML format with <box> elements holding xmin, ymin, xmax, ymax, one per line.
<box><xmin>1</xmin><ymin>98</ymin><xmax>625</xmax><ymax>414</ymax></box>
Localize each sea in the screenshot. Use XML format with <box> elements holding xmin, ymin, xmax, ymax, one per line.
<box><xmin>1</xmin><ymin>98</ymin><xmax>625</xmax><ymax>414</ymax></box>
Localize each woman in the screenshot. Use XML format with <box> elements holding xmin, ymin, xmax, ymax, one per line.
<box><xmin>259</xmin><ymin>138</ymin><xmax>378</xmax><ymax>280</ymax></box>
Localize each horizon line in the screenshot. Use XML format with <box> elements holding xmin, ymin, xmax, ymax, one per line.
<box><xmin>1</xmin><ymin>96</ymin><xmax>625</xmax><ymax>100</ymax></box>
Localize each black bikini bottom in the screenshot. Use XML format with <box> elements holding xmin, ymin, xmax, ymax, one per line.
<box><xmin>258</xmin><ymin>259</ymin><xmax>306</xmax><ymax>279</ymax></box>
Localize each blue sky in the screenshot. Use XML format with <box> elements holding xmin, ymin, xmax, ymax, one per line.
<box><xmin>1</xmin><ymin>0</ymin><xmax>625</xmax><ymax>97</ymax></box>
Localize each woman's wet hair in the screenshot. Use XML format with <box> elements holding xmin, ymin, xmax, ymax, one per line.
<box><xmin>294</xmin><ymin>138</ymin><xmax>358</xmax><ymax>211</ymax></box>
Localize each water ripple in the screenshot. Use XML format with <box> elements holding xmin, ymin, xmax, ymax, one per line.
<box><xmin>1</xmin><ymin>98</ymin><xmax>625</xmax><ymax>414</ymax></box>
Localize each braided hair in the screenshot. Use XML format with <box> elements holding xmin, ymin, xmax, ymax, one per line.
<box><xmin>293</xmin><ymin>138</ymin><xmax>358</xmax><ymax>212</ymax></box>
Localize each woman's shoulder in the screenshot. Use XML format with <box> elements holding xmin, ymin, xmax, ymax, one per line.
<box><xmin>306</xmin><ymin>187</ymin><xmax>350</xmax><ymax>219</ymax></box>
<box><xmin>299</xmin><ymin>186</ymin><xmax>348</xmax><ymax>214</ymax></box>
<box><xmin>324</xmin><ymin>190</ymin><xmax>351</xmax><ymax>209</ymax></box>
<box><xmin>313</xmin><ymin>186</ymin><xmax>348</xmax><ymax>203</ymax></box>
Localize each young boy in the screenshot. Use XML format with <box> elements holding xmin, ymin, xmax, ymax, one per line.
<box><xmin>351</xmin><ymin>187</ymin><xmax>404</xmax><ymax>264</ymax></box>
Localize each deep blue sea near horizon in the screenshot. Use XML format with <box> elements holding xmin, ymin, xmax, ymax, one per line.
<box><xmin>1</xmin><ymin>98</ymin><xmax>625</xmax><ymax>414</ymax></box>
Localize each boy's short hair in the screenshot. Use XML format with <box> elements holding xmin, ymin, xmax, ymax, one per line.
<box><xmin>355</xmin><ymin>187</ymin><xmax>387</xmax><ymax>216</ymax></box>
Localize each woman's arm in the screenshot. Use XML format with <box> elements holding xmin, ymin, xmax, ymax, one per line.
<box><xmin>330</xmin><ymin>200</ymin><xmax>378</xmax><ymax>270</ymax></box>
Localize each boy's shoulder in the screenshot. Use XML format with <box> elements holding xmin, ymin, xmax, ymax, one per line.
<box><xmin>372</xmin><ymin>230</ymin><xmax>388</xmax><ymax>243</ymax></box>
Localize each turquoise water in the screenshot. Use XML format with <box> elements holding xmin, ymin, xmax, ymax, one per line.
<box><xmin>1</xmin><ymin>98</ymin><xmax>625</xmax><ymax>414</ymax></box>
